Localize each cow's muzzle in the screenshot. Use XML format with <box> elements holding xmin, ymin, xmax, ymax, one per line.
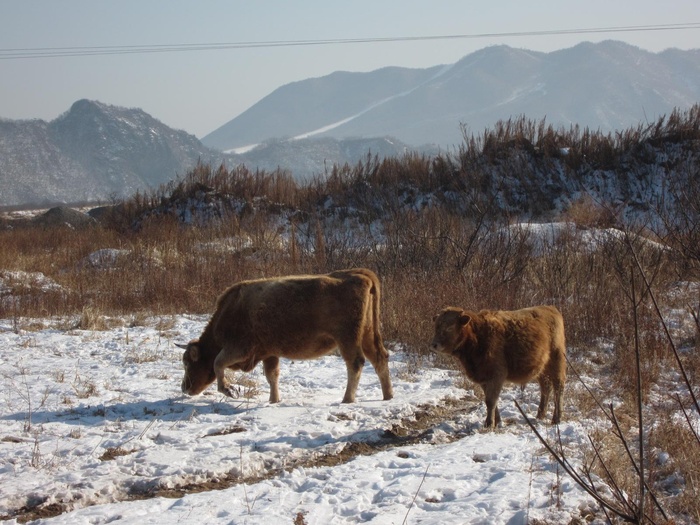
<box><xmin>430</xmin><ymin>342</ymin><xmax>447</xmax><ymax>354</ymax></box>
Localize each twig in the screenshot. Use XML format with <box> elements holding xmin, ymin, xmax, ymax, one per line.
<box><xmin>608</xmin><ymin>405</ymin><xmax>667</xmax><ymax>520</ymax></box>
<box><xmin>565</xmin><ymin>354</ymin><xmax>613</xmax><ymax>422</ymax></box>
<box><xmin>240</xmin><ymin>444</ymin><xmax>258</xmax><ymax>514</ymax></box>
<box><xmin>587</xmin><ymin>435</ymin><xmax>635</xmax><ymax>516</ymax></box>
<box><xmin>526</xmin><ymin>453</ymin><xmax>536</xmax><ymax>523</ymax></box>
<box><xmin>630</xmin><ymin>269</ymin><xmax>645</xmax><ymax>522</ymax></box>
<box><xmin>674</xmin><ymin>393</ymin><xmax>700</xmax><ymax>447</ymax></box>
<box><xmin>402</xmin><ymin>464</ymin><xmax>429</xmax><ymax>525</ymax></box>
<box><xmin>137</xmin><ymin>418</ymin><xmax>157</xmax><ymax>440</ymax></box>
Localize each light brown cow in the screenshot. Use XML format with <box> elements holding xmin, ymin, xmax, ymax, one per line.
<box><xmin>178</xmin><ymin>268</ymin><xmax>393</xmax><ymax>404</ymax></box>
<box><xmin>430</xmin><ymin>305</ymin><xmax>566</xmax><ymax>428</ymax></box>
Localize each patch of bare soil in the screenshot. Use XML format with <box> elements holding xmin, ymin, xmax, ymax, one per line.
<box><xmin>5</xmin><ymin>503</ymin><xmax>65</xmax><ymax>523</ymax></box>
<box><xmin>99</xmin><ymin>446</ymin><xmax>136</xmax><ymax>462</ymax></box>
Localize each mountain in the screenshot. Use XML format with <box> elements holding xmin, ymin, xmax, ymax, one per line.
<box><xmin>0</xmin><ymin>100</ymin><xmax>228</xmax><ymax>208</ymax></box>
<box><xmin>203</xmin><ymin>41</ymin><xmax>700</xmax><ymax>150</ymax></box>
<box><xmin>202</xmin><ymin>66</ymin><xmax>444</xmax><ymax>151</ymax></box>
<box><xmin>0</xmin><ymin>100</ymin><xmax>420</xmax><ymax>208</ymax></box>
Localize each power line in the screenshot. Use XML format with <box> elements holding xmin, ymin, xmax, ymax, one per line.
<box><xmin>1</xmin><ymin>22</ymin><xmax>699</xmax><ymax>60</ymax></box>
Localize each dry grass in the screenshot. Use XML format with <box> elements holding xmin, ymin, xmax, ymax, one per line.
<box><xmin>218</xmin><ymin>371</ymin><xmax>261</xmax><ymax>402</ymax></box>
<box><xmin>649</xmin><ymin>418</ymin><xmax>700</xmax><ymax>522</ymax></box>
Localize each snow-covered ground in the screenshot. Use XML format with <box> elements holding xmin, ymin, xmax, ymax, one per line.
<box><xmin>0</xmin><ymin>315</ymin><xmax>600</xmax><ymax>524</ymax></box>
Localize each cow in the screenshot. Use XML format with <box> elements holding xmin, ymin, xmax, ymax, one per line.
<box><xmin>177</xmin><ymin>268</ymin><xmax>394</xmax><ymax>404</ymax></box>
<box><xmin>430</xmin><ymin>305</ymin><xmax>566</xmax><ymax>429</ymax></box>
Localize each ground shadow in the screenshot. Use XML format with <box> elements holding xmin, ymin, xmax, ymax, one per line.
<box><xmin>0</xmin><ymin>395</ymin><xmax>247</xmax><ymax>425</ymax></box>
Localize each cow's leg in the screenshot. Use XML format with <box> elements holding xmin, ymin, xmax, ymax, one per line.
<box><xmin>361</xmin><ymin>329</ymin><xmax>393</xmax><ymax>400</ymax></box>
<box><xmin>213</xmin><ymin>346</ymin><xmax>247</xmax><ymax>397</ymax></box>
<box><xmin>481</xmin><ymin>381</ymin><xmax>503</xmax><ymax>429</ymax></box>
<box><xmin>551</xmin><ymin>375</ymin><xmax>564</xmax><ymax>424</ymax></box>
<box><xmin>340</xmin><ymin>348</ymin><xmax>365</xmax><ymax>403</ymax></box>
<box><xmin>263</xmin><ymin>356</ymin><xmax>281</xmax><ymax>404</ymax></box>
<box><xmin>537</xmin><ymin>375</ymin><xmax>552</xmax><ymax>420</ymax></box>
<box><xmin>545</xmin><ymin>349</ymin><xmax>565</xmax><ymax>424</ymax></box>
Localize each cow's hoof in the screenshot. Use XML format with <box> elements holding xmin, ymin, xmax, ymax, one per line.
<box><xmin>218</xmin><ymin>386</ymin><xmax>235</xmax><ymax>398</ymax></box>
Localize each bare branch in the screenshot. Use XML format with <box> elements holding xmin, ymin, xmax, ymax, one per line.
<box><xmin>514</xmin><ymin>401</ymin><xmax>637</xmax><ymax>522</ymax></box>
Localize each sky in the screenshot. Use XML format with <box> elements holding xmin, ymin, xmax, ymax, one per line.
<box><xmin>1</xmin><ymin>1</ymin><xmax>699</xmax><ymax>139</ymax></box>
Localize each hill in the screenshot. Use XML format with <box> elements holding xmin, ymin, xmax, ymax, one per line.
<box><xmin>203</xmin><ymin>41</ymin><xmax>700</xmax><ymax>150</ymax></box>
<box><xmin>0</xmin><ymin>101</ymin><xmax>418</xmax><ymax>208</ymax></box>
<box><xmin>0</xmin><ymin>100</ymin><xmax>227</xmax><ymax>208</ymax></box>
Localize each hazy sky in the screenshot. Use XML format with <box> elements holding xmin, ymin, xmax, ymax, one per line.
<box><xmin>1</xmin><ymin>1</ymin><xmax>699</xmax><ymax>138</ymax></box>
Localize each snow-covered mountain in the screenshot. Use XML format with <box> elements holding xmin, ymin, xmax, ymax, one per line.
<box><xmin>0</xmin><ymin>100</ymin><xmax>228</xmax><ymax>207</ymax></box>
<box><xmin>0</xmin><ymin>100</ymin><xmax>417</xmax><ymax>208</ymax></box>
<box><xmin>203</xmin><ymin>41</ymin><xmax>700</xmax><ymax>151</ymax></box>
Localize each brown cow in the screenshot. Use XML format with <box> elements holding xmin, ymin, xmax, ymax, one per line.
<box><xmin>178</xmin><ymin>268</ymin><xmax>393</xmax><ymax>404</ymax></box>
<box><xmin>430</xmin><ymin>305</ymin><xmax>566</xmax><ymax>428</ymax></box>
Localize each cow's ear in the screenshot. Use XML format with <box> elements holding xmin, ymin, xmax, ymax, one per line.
<box><xmin>188</xmin><ymin>344</ymin><xmax>200</xmax><ymax>362</ymax></box>
<box><xmin>458</xmin><ymin>313</ymin><xmax>471</xmax><ymax>327</ymax></box>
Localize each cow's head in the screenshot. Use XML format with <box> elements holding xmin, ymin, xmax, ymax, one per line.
<box><xmin>177</xmin><ymin>341</ymin><xmax>216</xmax><ymax>395</ymax></box>
<box><xmin>430</xmin><ymin>307</ymin><xmax>471</xmax><ymax>354</ymax></box>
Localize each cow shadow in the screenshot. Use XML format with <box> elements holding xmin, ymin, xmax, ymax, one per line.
<box><xmin>0</xmin><ymin>395</ymin><xmax>246</xmax><ymax>426</ymax></box>
<box><xmin>242</xmin><ymin>426</ymin><xmax>386</xmax><ymax>453</ymax></box>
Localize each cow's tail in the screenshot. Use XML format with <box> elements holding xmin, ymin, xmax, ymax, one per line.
<box><xmin>354</xmin><ymin>268</ymin><xmax>393</xmax><ymax>400</ymax></box>
<box><xmin>364</xmin><ymin>269</ymin><xmax>385</xmax><ymax>354</ymax></box>
<box><xmin>336</xmin><ymin>268</ymin><xmax>386</xmax><ymax>353</ymax></box>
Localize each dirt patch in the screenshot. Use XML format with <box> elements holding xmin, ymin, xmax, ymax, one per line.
<box><xmin>204</xmin><ymin>425</ymin><xmax>246</xmax><ymax>437</ymax></box>
<box><xmin>99</xmin><ymin>447</ymin><xmax>136</xmax><ymax>462</ymax></box>
<box><xmin>7</xmin><ymin>503</ymin><xmax>66</xmax><ymax>523</ymax></box>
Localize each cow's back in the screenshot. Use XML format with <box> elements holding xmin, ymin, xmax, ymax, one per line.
<box><xmin>490</xmin><ymin>305</ymin><xmax>564</xmax><ymax>383</ymax></box>
<box><xmin>519</xmin><ymin>305</ymin><xmax>566</xmax><ymax>357</ymax></box>
<box><xmin>212</xmin><ymin>272</ymin><xmax>374</xmax><ymax>356</ymax></box>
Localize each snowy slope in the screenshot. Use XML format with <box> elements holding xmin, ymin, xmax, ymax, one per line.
<box><xmin>0</xmin><ymin>315</ymin><xmax>596</xmax><ymax>524</ymax></box>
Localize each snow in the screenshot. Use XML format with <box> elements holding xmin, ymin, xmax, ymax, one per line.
<box><xmin>0</xmin><ymin>314</ymin><xmax>598</xmax><ymax>524</ymax></box>
<box><xmin>495</xmin><ymin>222</ymin><xmax>667</xmax><ymax>256</ymax></box>
<box><xmin>0</xmin><ymin>270</ymin><xmax>64</xmax><ymax>296</ymax></box>
<box><xmin>79</xmin><ymin>249</ymin><xmax>131</xmax><ymax>270</ymax></box>
<box><xmin>226</xmin><ymin>144</ymin><xmax>259</xmax><ymax>155</ymax></box>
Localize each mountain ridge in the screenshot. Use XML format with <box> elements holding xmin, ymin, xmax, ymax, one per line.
<box><xmin>0</xmin><ymin>100</ymin><xmax>417</xmax><ymax>208</ymax></box>
<box><xmin>203</xmin><ymin>65</ymin><xmax>445</xmax><ymax>151</ymax></box>
<box><xmin>203</xmin><ymin>41</ymin><xmax>700</xmax><ymax>150</ymax></box>
<box><xmin>0</xmin><ymin>99</ymin><xmax>226</xmax><ymax>207</ymax></box>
